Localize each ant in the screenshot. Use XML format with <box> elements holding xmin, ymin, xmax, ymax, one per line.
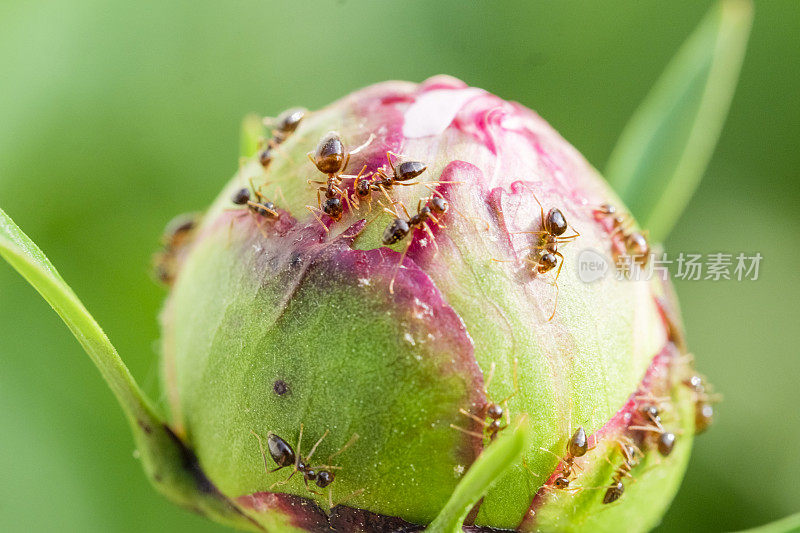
<box><xmin>628</xmin><ymin>400</ymin><xmax>678</xmax><ymax>457</ymax></box>
<box><xmin>540</xmin><ymin>426</ymin><xmax>591</xmax><ymax>491</ymax></box>
<box><xmin>256</xmin><ymin>107</ymin><xmax>306</xmax><ymax>168</ymax></box>
<box><xmin>603</xmin><ymin>438</ymin><xmax>642</xmax><ymax>504</ymax></box>
<box><xmin>305</xmin><ymin>131</ymin><xmax>372</xmax><ymax>226</ymax></box>
<box><xmin>153</xmin><ymin>212</ymin><xmax>199</xmax><ymax>286</ymax></box>
<box><xmin>231</xmin><ymin>186</ymin><xmax>280</xmax><ymax>220</ymax></box>
<box><xmin>380</xmin><ymin>190</ymin><xmax>449</xmax><ymax>293</ymax></box>
<box><xmin>450</xmin><ymin>359</ymin><xmax>519</xmax><ymax>443</ymax></box>
<box><xmin>510</xmin><ymin>188</ymin><xmax>579</xmax><ymax>321</ymax></box>
<box><xmin>349</xmin><ymin>152</ymin><xmax>426</xmax><ymax>211</ymax></box>
<box><xmin>251</xmin><ymin>425</ymin><xmax>359</xmax><ymax>508</ymax></box>
<box><xmin>227</xmin><ymin>181</ymin><xmax>281</xmax><ymax>239</ymax></box>
<box><xmin>594</xmin><ymin>203</ymin><xmax>650</xmax><ymax>266</ymax></box>
<box><xmin>683</xmin><ymin>372</ymin><xmax>718</xmax><ymax>435</ymax></box>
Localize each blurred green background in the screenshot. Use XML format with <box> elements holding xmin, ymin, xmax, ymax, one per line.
<box><xmin>0</xmin><ymin>1</ymin><xmax>797</xmax><ymax>531</ymax></box>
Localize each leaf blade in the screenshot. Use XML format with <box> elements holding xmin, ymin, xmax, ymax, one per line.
<box><xmin>605</xmin><ymin>0</ymin><xmax>752</xmax><ymax>241</ymax></box>
<box><xmin>426</xmin><ymin>419</ymin><xmax>531</xmax><ymax>533</ymax></box>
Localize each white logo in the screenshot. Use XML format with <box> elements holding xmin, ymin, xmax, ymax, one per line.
<box><xmin>577</xmin><ymin>249</ymin><xmax>609</xmax><ymax>283</ymax></box>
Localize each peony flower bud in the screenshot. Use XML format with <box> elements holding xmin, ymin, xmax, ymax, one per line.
<box><xmin>157</xmin><ymin>76</ymin><xmax>711</xmax><ymax>532</ymax></box>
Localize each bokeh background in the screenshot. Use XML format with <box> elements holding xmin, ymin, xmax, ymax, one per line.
<box><xmin>0</xmin><ymin>1</ymin><xmax>797</xmax><ymax>531</ymax></box>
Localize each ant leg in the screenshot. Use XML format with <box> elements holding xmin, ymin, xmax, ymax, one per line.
<box><xmin>305</xmin><ymin>429</ymin><xmax>330</xmax><ymax>462</ymax></box>
<box><xmin>274</xmin><ymin>185</ymin><xmax>288</xmax><ymax>207</ymax></box>
<box><xmin>328</xmin><ymin>434</ymin><xmax>359</xmax><ymax>463</ymax></box>
<box><xmin>547</xmin><ymin>252</ymin><xmax>565</xmax><ymax>321</ymax></box>
<box><xmin>305</xmin><ymin>205</ymin><xmax>330</xmax><ymax>233</ymax></box>
<box><xmin>422</xmin><ymin>222</ymin><xmax>440</xmax><ymax>253</ymax></box>
<box><xmin>307</xmin><ymin>152</ymin><xmax>316</xmax><ymax>168</ymax></box>
<box><xmin>385</xmin><ymin>150</ymin><xmax>397</xmax><ymax>174</ymax></box>
<box><xmin>388</xmin><ymin>242</ymin><xmax>410</xmax><ymax>294</ymax></box>
<box><xmin>498</xmin><ymin>358</ymin><xmax>520</xmax><ymax>420</ymax></box>
<box><xmin>250</xmin><ymin>430</ymin><xmax>272</xmax><ymax>475</ymax></box>
<box><xmin>294</xmin><ymin>424</ymin><xmax>305</xmax><ymax>470</ymax></box>
<box><xmin>270</xmin><ymin>470</ymin><xmax>297</xmax><ymax>490</ymax></box>
<box><xmin>450</xmin><ymin>424</ymin><xmax>486</xmax><ymax>439</ymax></box>
<box><xmin>484</xmin><ymin>362</ymin><xmax>497</xmax><ymax>391</ymax></box>
<box><xmin>458</xmin><ymin>408</ymin><xmax>490</xmax><ymax>427</ymax></box>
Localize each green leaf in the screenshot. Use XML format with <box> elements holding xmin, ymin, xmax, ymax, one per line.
<box><xmin>736</xmin><ymin>513</ymin><xmax>800</xmax><ymax>533</ymax></box>
<box><xmin>605</xmin><ymin>0</ymin><xmax>752</xmax><ymax>241</ymax></box>
<box><xmin>426</xmin><ymin>419</ymin><xmax>531</xmax><ymax>533</ymax></box>
<box><xmin>0</xmin><ymin>206</ymin><xmax>258</xmax><ymax>531</ymax></box>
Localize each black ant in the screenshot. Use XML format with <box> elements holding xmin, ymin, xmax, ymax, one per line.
<box><xmin>153</xmin><ymin>212</ymin><xmax>199</xmax><ymax>286</ymax></box>
<box><xmin>450</xmin><ymin>359</ymin><xmax>519</xmax><ymax>442</ymax></box>
<box><xmin>251</xmin><ymin>425</ymin><xmax>358</xmax><ymax>508</ymax></box>
<box><xmin>511</xmin><ymin>188</ymin><xmax>579</xmax><ymax>321</ymax></box>
<box><xmin>594</xmin><ymin>203</ymin><xmax>650</xmax><ymax>266</ymax></box>
<box><xmin>539</xmin><ymin>426</ymin><xmax>591</xmax><ymax>491</ymax></box>
<box><xmin>380</xmin><ymin>190</ymin><xmax>449</xmax><ymax>293</ymax></box>
<box><xmin>600</xmin><ymin>438</ymin><xmax>642</xmax><ymax>504</ymax></box>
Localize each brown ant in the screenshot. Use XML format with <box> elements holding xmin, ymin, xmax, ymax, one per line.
<box><xmin>231</xmin><ymin>186</ymin><xmax>280</xmax><ymax>220</ymax></box>
<box><xmin>349</xmin><ymin>152</ymin><xmax>427</xmax><ymax>211</ymax></box>
<box><xmin>683</xmin><ymin>372</ymin><xmax>718</xmax><ymax>435</ymax></box>
<box><xmin>450</xmin><ymin>359</ymin><xmax>519</xmax><ymax>443</ymax></box>
<box><xmin>511</xmin><ymin>188</ymin><xmax>579</xmax><ymax>321</ymax></box>
<box><xmin>539</xmin><ymin>426</ymin><xmax>592</xmax><ymax>491</ymax></box>
<box><xmin>305</xmin><ymin>132</ymin><xmax>374</xmax><ymax>227</ymax></box>
<box><xmin>255</xmin><ymin>107</ymin><xmax>306</xmax><ymax>168</ymax></box>
<box><xmin>251</xmin><ymin>425</ymin><xmax>359</xmax><ymax>508</ymax></box>
<box><xmin>153</xmin><ymin>212</ymin><xmax>199</xmax><ymax>286</ymax></box>
<box><xmin>226</xmin><ymin>181</ymin><xmax>282</xmax><ymax>239</ymax></box>
<box><xmin>603</xmin><ymin>439</ymin><xmax>642</xmax><ymax>504</ymax></box>
<box><xmin>380</xmin><ymin>190</ymin><xmax>449</xmax><ymax>293</ymax></box>
<box><xmin>594</xmin><ymin>203</ymin><xmax>650</xmax><ymax>266</ymax></box>
<box><xmin>629</xmin><ymin>400</ymin><xmax>678</xmax><ymax>457</ymax></box>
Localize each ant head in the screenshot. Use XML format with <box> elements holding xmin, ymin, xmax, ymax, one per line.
<box><xmin>313</xmin><ymin>132</ymin><xmax>346</xmax><ymax>175</ymax></box>
<box><xmin>355</xmin><ymin>176</ymin><xmax>372</xmax><ymax>198</ymax></box>
<box><xmin>382</xmin><ymin>218</ymin><xmax>410</xmax><ymax>246</ymax></box>
<box><xmin>395</xmin><ymin>161</ymin><xmax>426</xmax><ymax>182</ymax></box>
<box><xmin>267</xmin><ymin>433</ymin><xmax>296</xmax><ymax>467</ymax></box>
<box><xmin>554</xmin><ymin>476</ymin><xmax>570</xmax><ymax>489</ymax></box>
<box><xmin>276</xmin><ymin>107</ymin><xmax>306</xmax><ymax>134</ymax></box>
<box><xmin>232</xmin><ymin>188</ymin><xmax>251</xmax><ymax>205</ymax></box>
<box><xmin>486</xmin><ymin>403</ymin><xmax>504</xmax><ymax>420</ymax></box>
<box><xmin>657</xmin><ymin>432</ymin><xmax>676</xmax><ymax>456</ymax></box>
<box><xmin>258</xmin><ymin>148</ymin><xmax>273</xmax><ymax>168</ymax></box>
<box><xmin>315</xmin><ymin>470</ymin><xmax>334</xmax><ymax>488</ymax></box>
<box><xmin>430</xmin><ymin>196</ymin><xmax>449</xmax><ymax>214</ymax></box>
<box><xmin>568</xmin><ymin>427</ymin><xmax>588</xmax><ymax>457</ymax></box>
<box><xmin>539</xmin><ymin>252</ymin><xmax>558</xmax><ymax>273</ymax></box>
<box><xmin>546</xmin><ymin>208</ymin><xmax>568</xmax><ymax>236</ymax></box>
<box><xmin>323</xmin><ymin>197</ymin><xmax>343</xmax><ymax>221</ymax></box>
<box><xmin>642</xmin><ymin>405</ymin><xmax>661</xmax><ymax>424</ymax></box>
